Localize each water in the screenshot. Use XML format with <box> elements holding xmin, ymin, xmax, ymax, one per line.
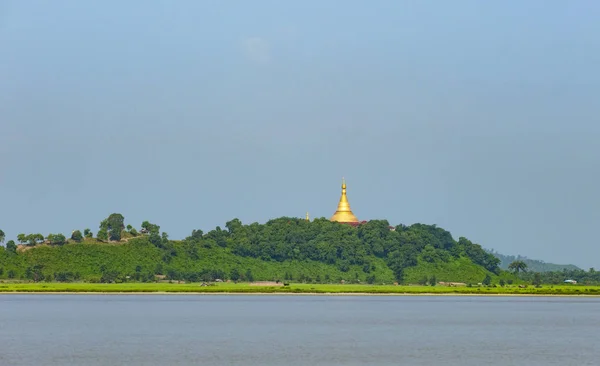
<box><xmin>0</xmin><ymin>295</ymin><xmax>598</xmax><ymax>365</ymax></box>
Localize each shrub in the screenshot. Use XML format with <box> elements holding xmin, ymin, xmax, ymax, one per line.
<box><xmin>71</xmin><ymin>230</ymin><xmax>83</xmax><ymax>242</ymax></box>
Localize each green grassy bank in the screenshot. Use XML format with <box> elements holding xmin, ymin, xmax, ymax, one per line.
<box><xmin>1</xmin><ymin>282</ymin><xmax>598</xmax><ymax>296</ymax></box>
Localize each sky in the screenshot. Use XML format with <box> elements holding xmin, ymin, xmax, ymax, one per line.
<box><xmin>1</xmin><ymin>1</ymin><xmax>599</xmax><ymax>269</ymax></box>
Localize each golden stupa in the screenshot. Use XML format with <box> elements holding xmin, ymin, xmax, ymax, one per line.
<box><xmin>330</xmin><ymin>178</ymin><xmax>359</xmax><ymax>224</ymax></box>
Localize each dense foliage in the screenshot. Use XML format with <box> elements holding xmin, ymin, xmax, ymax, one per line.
<box><xmin>204</xmin><ymin>217</ymin><xmax>501</xmax><ymax>280</ymax></box>
<box><xmin>0</xmin><ymin>216</ymin><xmax>503</xmax><ymax>284</ymax></box>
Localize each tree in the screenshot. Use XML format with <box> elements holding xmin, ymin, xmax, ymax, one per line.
<box><xmin>160</xmin><ymin>232</ymin><xmax>172</xmax><ymax>253</ymax></box>
<box><xmin>141</xmin><ymin>221</ymin><xmax>160</xmax><ymax>235</ymax></box>
<box><xmin>26</xmin><ymin>234</ymin><xmax>44</xmax><ymax>246</ymax></box>
<box><xmin>245</xmin><ymin>269</ymin><xmax>254</xmax><ymax>282</ymax></box>
<box><xmin>482</xmin><ymin>274</ymin><xmax>492</xmax><ymax>286</ymax></box>
<box><xmin>47</xmin><ymin>233</ymin><xmax>66</xmax><ymax>245</ymax></box>
<box><xmin>6</xmin><ymin>240</ymin><xmax>17</xmax><ymax>254</ymax></box>
<box><xmin>225</xmin><ymin>218</ymin><xmax>243</xmax><ymax>234</ymax></box>
<box><xmin>17</xmin><ymin>233</ymin><xmax>26</xmax><ymax>244</ymax></box>
<box><xmin>71</xmin><ymin>230</ymin><xmax>83</xmax><ymax>242</ymax></box>
<box><xmin>508</xmin><ymin>260</ymin><xmax>528</xmax><ymax>274</ymax></box>
<box><xmin>100</xmin><ymin>213</ymin><xmax>125</xmax><ymax>241</ymax></box>
<box><xmin>97</xmin><ymin>229</ymin><xmax>108</xmax><ymax>242</ymax></box>
<box><xmin>25</xmin><ymin>264</ymin><xmax>44</xmax><ymax>282</ymax></box>
<box><xmin>430</xmin><ymin>275</ymin><xmax>437</xmax><ymax>286</ymax></box>
<box><xmin>0</xmin><ymin>229</ymin><xmax>5</xmax><ymax>244</ymax></box>
<box><xmin>532</xmin><ymin>273</ymin><xmax>542</xmax><ymax>287</ymax></box>
<box><xmin>230</xmin><ymin>268</ymin><xmax>241</xmax><ymax>282</ymax></box>
<box><xmin>84</xmin><ymin>228</ymin><xmax>93</xmax><ymax>238</ymax></box>
<box><xmin>190</xmin><ymin>229</ymin><xmax>203</xmax><ymax>240</ymax></box>
<box><xmin>148</xmin><ymin>232</ymin><xmax>162</xmax><ymax>247</ymax></box>
<box><xmin>183</xmin><ymin>239</ymin><xmax>199</xmax><ymax>259</ymax></box>
<box><xmin>127</xmin><ymin>225</ymin><xmax>138</xmax><ymax>236</ymax></box>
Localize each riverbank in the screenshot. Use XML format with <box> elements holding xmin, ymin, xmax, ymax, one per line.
<box><xmin>1</xmin><ymin>282</ymin><xmax>599</xmax><ymax>296</ymax></box>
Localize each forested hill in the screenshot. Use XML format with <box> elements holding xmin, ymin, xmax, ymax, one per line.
<box><xmin>0</xmin><ymin>216</ymin><xmax>503</xmax><ymax>284</ymax></box>
<box><xmin>487</xmin><ymin>250</ymin><xmax>581</xmax><ymax>272</ymax></box>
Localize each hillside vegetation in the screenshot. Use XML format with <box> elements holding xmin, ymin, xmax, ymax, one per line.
<box><xmin>488</xmin><ymin>250</ymin><xmax>581</xmax><ymax>272</ymax></box>
<box><xmin>0</xmin><ymin>216</ymin><xmax>503</xmax><ymax>284</ymax></box>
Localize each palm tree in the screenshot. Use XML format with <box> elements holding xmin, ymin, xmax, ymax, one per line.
<box><xmin>508</xmin><ymin>260</ymin><xmax>528</xmax><ymax>274</ymax></box>
<box><xmin>0</xmin><ymin>229</ymin><xmax>5</xmax><ymax>244</ymax></box>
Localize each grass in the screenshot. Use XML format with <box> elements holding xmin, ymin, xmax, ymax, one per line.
<box><xmin>0</xmin><ymin>282</ymin><xmax>599</xmax><ymax>295</ymax></box>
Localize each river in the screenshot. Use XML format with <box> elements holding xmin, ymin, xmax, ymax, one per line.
<box><xmin>0</xmin><ymin>295</ymin><xmax>597</xmax><ymax>365</ymax></box>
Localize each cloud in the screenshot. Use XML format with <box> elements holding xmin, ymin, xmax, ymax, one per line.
<box><xmin>242</xmin><ymin>37</ymin><xmax>270</xmax><ymax>64</ymax></box>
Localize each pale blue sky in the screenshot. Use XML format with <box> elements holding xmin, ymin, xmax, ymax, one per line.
<box><xmin>1</xmin><ymin>1</ymin><xmax>599</xmax><ymax>268</ymax></box>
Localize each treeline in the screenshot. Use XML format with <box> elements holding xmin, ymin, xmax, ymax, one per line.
<box><xmin>191</xmin><ymin>217</ymin><xmax>501</xmax><ymax>280</ymax></box>
<box><xmin>518</xmin><ymin>268</ymin><xmax>600</xmax><ymax>285</ymax></box>
<box><xmin>0</xmin><ymin>215</ymin><xmax>502</xmax><ymax>283</ymax></box>
<box><xmin>488</xmin><ymin>250</ymin><xmax>580</xmax><ymax>272</ymax></box>
<box><xmin>6</xmin><ymin>214</ymin><xmax>157</xmax><ymax>248</ymax></box>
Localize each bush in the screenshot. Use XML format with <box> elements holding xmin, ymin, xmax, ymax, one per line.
<box><xmin>429</xmin><ymin>275</ymin><xmax>437</xmax><ymax>286</ymax></box>
<box><xmin>47</xmin><ymin>233</ymin><xmax>66</xmax><ymax>245</ymax></box>
<box><xmin>97</xmin><ymin>229</ymin><xmax>108</xmax><ymax>242</ymax></box>
<box><xmin>71</xmin><ymin>230</ymin><xmax>83</xmax><ymax>242</ymax></box>
<box><xmin>245</xmin><ymin>269</ymin><xmax>254</xmax><ymax>282</ymax></box>
<box><xmin>6</xmin><ymin>240</ymin><xmax>17</xmax><ymax>254</ymax></box>
<box><xmin>482</xmin><ymin>274</ymin><xmax>492</xmax><ymax>286</ymax></box>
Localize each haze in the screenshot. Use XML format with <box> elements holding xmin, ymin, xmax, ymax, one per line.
<box><xmin>1</xmin><ymin>1</ymin><xmax>598</xmax><ymax>269</ymax></box>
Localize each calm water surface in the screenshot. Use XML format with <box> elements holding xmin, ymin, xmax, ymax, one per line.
<box><xmin>0</xmin><ymin>295</ymin><xmax>598</xmax><ymax>365</ymax></box>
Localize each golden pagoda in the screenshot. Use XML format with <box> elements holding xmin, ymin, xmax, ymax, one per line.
<box><xmin>330</xmin><ymin>178</ymin><xmax>360</xmax><ymax>225</ymax></box>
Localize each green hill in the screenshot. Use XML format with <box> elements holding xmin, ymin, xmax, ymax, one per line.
<box><xmin>0</xmin><ymin>216</ymin><xmax>503</xmax><ymax>285</ymax></box>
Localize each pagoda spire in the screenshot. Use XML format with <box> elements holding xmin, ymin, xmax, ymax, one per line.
<box><xmin>330</xmin><ymin>178</ymin><xmax>359</xmax><ymax>224</ymax></box>
<box><xmin>306</xmin><ymin>212</ymin><xmax>310</xmax><ymax>221</ymax></box>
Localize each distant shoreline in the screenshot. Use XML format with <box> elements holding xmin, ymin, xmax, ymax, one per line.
<box><xmin>1</xmin><ymin>291</ymin><xmax>599</xmax><ymax>297</ymax></box>
<box><xmin>2</xmin><ymin>283</ymin><xmax>599</xmax><ymax>296</ymax></box>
